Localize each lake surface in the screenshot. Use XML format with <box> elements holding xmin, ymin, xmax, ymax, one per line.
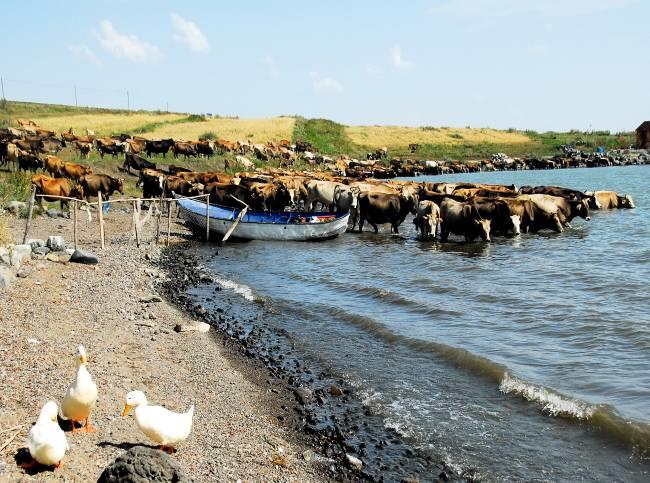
<box><xmin>196</xmin><ymin>166</ymin><xmax>650</xmax><ymax>481</ymax></box>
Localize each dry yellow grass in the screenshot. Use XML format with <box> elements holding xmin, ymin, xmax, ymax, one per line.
<box><xmin>345</xmin><ymin>126</ymin><xmax>531</xmax><ymax>148</ymax></box>
<box><xmin>31</xmin><ymin>113</ymin><xmax>187</xmax><ymax>136</ymax></box>
<box><xmin>145</xmin><ymin>117</ymin><xmax>296</xmax><ymax>141</ymax></box>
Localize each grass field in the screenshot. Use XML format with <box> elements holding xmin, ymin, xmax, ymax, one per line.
<box><xmin>345</xmin><ymin>125</ymin><xmax>531</xmax><ymax>148</ymax></box>
<box><xmin>144</xmin><ymin>116</ymin><xmax>296</xmax><ymax>142</ymax></box>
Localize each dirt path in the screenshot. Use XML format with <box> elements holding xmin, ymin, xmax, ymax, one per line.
<box><xmin>0</xmin><ymin>212</ymin><xmax>328</xmax><ymax>482</ymax></box>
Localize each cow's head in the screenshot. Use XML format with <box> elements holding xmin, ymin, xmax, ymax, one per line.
<box><xmin>585</xmin><ymin>193</ymin><xmax>601</xmax><ymax>210</ymax></box>
<box><xmin>475</xmin><ymin>218</ymin><xmax>491</xmax><ymax>242</ymax></box>
<box><xmin>71</xmin><ymin>184</ymin><xmax>84</xmax><ymax>200</ymax></box>
<box><xmin>509</xmin><ymin>214</ymin><xmax>521</xmax><ymax>236</ymax></box>
<box><xmin>619</xmin><ymin>194</ymin><xmax>635</xmax><ymax>209</ymax></box>
<box><xmin>111</xmin><ymin>177</ymin><xmax>125</xmax><ymax>194</ymax></box>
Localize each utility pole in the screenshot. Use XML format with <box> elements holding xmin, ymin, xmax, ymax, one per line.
<box><xmin>1</xmin><ymin>76</ymin><xmax>5</xmax><ymax>100</ymax></box>
<box><xmin>127</xmin><ymin>90</ymin><xmax>130</xmax><ymax>112</ymax></box>
<box><xmin>74</xmin><ymin>85</ymin><xmax>78</xmax><ymax>107</ymax></box>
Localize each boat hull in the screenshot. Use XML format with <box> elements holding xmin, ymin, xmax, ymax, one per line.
<box><xmin>176</xmin><ymin>197</ymin><xmax>349</xmax><ymax>241</ymax></box>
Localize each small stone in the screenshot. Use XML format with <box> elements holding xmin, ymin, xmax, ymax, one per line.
<box><xmin>139</xmin><ymin>295</ymin><xmax>163</xmax><ymax>303</ymax></box>
<box><xmin>294</xmin><ymin>387</ymin><xmax>312</xmax><ymax>405</ymax></box>
<box><xmin>302</xmin><ymin>450</ymin><xmax>314</xmax><ymax>462</ymax></box>
<box><xmin>65</xmin><ymin>248</ymin><xmax>75</xmax><ymax>256</ymax></box>
<box><xmin>346</xmin><ymin>453</ymin><xmax>363</xmax><ymax>470</ymax></box>
<box><xmin>46</xmin><ymin>252</ymin><xmax>70</xmax><ymax>263</ymax></box>
<box><xmin>16</xmin><ymin>267</ymin><xmax>31</xmax><ymax>278</ymax></box>
<box><xmin>27</xmin><ymin>338</ymin><xmax>40</xmax><ymax>344</ymax></box>
<box><xmin>148</xmin><ymin>313</ymin><xmax>157</xmax><ymax>320</ymax></box>
<box><xmin>26</xmin><ymin>239</ymin><xmax>45</xmax><ymax>249</ymax></box>
<box><xmin>33</xmin><ymin>246</ymin><xmax>51</xmax><ymax>256</ymax></box>
<box><xmin>47</xmin><ymin>208</ymin><xmax>59</xmax><ymax>219</ymax></box>
<box><xmin>173</xmin><ymin>322</ymin><xmax>210</xmax><ymax>333</ymax></box>
<box><xmin>69</xmin><ymin>249</ymin><xmax>99</xmax><ymax>265</ymax></box>
<box><xmin>329</xmin><ymin>385</ymin><xmax>343</xmax><ymax>397</ymax></box>
<box><xmin>46</xmin><ymin>235</ymin><xmax>65</xmax><ymax>251</ymax></box>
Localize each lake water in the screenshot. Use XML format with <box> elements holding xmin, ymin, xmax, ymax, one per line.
<box><xmin>197</xmin><ymin>166</ymin><xmax>650</xmax><ymax>481</ymax></box>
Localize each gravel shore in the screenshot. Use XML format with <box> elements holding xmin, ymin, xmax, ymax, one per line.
<box><xmin>0</xmin><ymin>209</ymin><xmax>329</xmax><ymax>482</ymax></box>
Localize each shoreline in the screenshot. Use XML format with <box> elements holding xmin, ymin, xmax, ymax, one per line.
<box><xmin>156</xmin><ymin>242</ymin><xmax>461</xmax><ymax>482</ymax></box>
<box><xmin>0</xmin><ymin>212</ymin><xmax>330</xmax><ymax>482</ymax></box>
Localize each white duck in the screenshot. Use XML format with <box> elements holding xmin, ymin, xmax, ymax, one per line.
<box><xmin>122</xmin><ymin>390</ymin><xmax>194</xmax><ymax>453</ymax></box>
<box><xmin>61</xmin><ymin>345</ymin><xmax>98</xmax><ymax>433</ymax></box>
<box><xmin>24</xmin><ymin>401</ymin><xmax>69</xmax><ymax>469</ymax></box>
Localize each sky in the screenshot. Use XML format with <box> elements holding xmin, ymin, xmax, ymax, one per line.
<box><xmin>1</xmin><ymin>0</ymin><xmax>648</xmax><ymax>132</ymax></box>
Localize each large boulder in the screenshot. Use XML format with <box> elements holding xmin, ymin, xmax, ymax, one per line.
<box><xmin>0</xmin><ymin>247</ymin><xmax>9</xmax><ymax>265</ymax></box>
<box><xmin>0</xmin><ymin>265</ymin><xmax>15</xmax><ymax>289</ymax></box>
<box><xmin>26</xmin><ymin>239</ymin><xmax>45</xmax><ymax>250</ymax></box>
<box><xmin>97</xmin><ymin>446</ymin><xmax>192</xmax><ymax>483</ymax></box>
<box><xmin>10</xmin><ymin>244</ymin><xmax>32</xmax><ymax>270</ymax></box>
<box><xmin>46</xmin><ymin>235</ymin><xmax>66</xmax><ymax>251</ymax></box>
<box><xmin>5</xmin><ymin>201</ymin><xmax>26</xmax><ymax>215</ymax></box>
<box><xmin>69</xmin><ymin>249</ymin><xmax>99</xmax><ymax>265</ymax></box>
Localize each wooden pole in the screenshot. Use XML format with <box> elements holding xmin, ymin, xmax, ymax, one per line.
<box><xmin>97</xmin><ymin>192</ymin><xmax>105</xmax><ymax>249</ymax></box>
<box><xmin>166</xmin><ymin>200</ymin><xmax>172</xmax><ymax>246</ymax></box>
<box><xmin>156</xmin><ymin>193</ymin><xmax>163</xmax><ymax>244</ymax></box>
<box><xmin>132</xmin><ymin>200</ymin><xmax>140</xmax><ymax>247</ymax></box>
<box><xmin>73</xmin><ymin>200</ymin><xmax>78</xmax><ymax>250</ymax></box>
<box><xmin>205</xmin><ymin>195</ymin><xmax>210</xmax><ymax>242</ymax></box>
<box><xmin>22</xmin><ymin>186</ymin><xmax>36</xmax><ymax>244</ymax></box>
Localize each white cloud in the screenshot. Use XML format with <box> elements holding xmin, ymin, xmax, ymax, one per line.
<box><xmin>390</xmin><ymin>45</ymin><xmax>412</xmax><ymax>69</ymax></box>
<box><xmin>430</xmin><ymin>0</ymin><xmax>638</xmax><ymax>18</ymax></box>
<box><xmin>171</xmin><ymin>13</ymin><xmax>209</xmax><ymax>52</ymax></box>
<box><xmin>310</xmin><ymin>72</ymin><xmax>343</xmax><ymax>93</ymax></box>
<box><xmin>68</xmin><ymin>44</ymin><xmax>102</xmax><ymax>66</ymax></box>
<box><xmin>96</xmin><ymin>20</ymin><xmax>160</xmax><ymax>62</ymax></box>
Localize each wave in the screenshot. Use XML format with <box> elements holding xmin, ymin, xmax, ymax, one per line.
<box><xmin>307</xmin><ymin>303</ymin><xmax>650</xmax><ymax>455</ymax></box>
<box><xmin>212</xmin><ymin>275</ymin><xmax>255</xmax><ymax>301</ymax></box>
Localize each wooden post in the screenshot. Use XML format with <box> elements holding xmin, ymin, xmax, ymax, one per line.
<box><xmin>205</xmin><ymin>195</ymin><xmax>210</xmax><ymax>242</ymax></box>
<box><xmin>166</xmin><ymin>200</ymin><xmax>172</xmax><ymax>246</ymax></box>
<box><xmin>73</xmin><ymin>200</ymin><xmax>78</xmax><ymax>250</ymax></box>
<box><xmin>222</xmin><ymin>207</ymin><xmax>248</xmax><ymax>244</ymax></box>
<box><xmin>132</xmin><ymin>200</ymin><xmax>140</xmax><ymax>247</ymax></box>
<box><xmin>156</xmin><ymin>193</ymin><xmax>163</xmax><ymax>244</ymax></box>
<box><xmin>22</xmin><ymin>185</ymin><xmax>37</xmax><ymax>244</ymax></box>
<box><xmin>97</xmin><ymin>192</ymin><xmax>105</xmax><ymax>249</ymax></box>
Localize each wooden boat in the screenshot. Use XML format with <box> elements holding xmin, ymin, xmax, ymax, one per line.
<box><xmin>176</xmin><ymin>196</ymin><xmax>350</xmax><ymax>241</ymax></box>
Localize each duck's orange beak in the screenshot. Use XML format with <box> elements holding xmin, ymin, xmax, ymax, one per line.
<box><xmin>122</xmin><ymin>404</ymin><xmax>131</xmax><ymax>416</ymax></box>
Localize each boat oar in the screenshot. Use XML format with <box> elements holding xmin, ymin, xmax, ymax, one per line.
<box><xmin>221</xmin><ymin>196</ymin><xmax>251</xmax><ymax>245</ymax></box>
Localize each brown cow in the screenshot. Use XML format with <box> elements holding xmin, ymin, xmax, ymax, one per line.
<box><xmin>81</xmin><ymin>174</ymin><xmax>124</xmax><ymax>202</ymax></box>
<box><xmin>440</xmin><ymin>198</ymin><xmax>491</xmax><ymax>242</ymax></box>
<box><xmin>63</xmin><ymin>162</ymin><xmax>93</xmax><ymax>179</ymax></box>
<box><xmin>249</xmin><ymin>182</ymin><xmax>291</xmax><ymax>211</ymax></box>
<box><xmin>44</xmin><ymin>155</ymin><xmax>65</xmax><ymax>177</ymax></box>
<box><xmin>585</xmin><ymin>191</ymin><xmax>635</xmax><ymax>210</ymax></box>
<box><xmin>499</xmin><ymin>198</ymin><xmax>564</xmax><ymax>233</ymax></box>
<box><xmin>357</xmin><ymin>191</ymin><xmax>418</xmax><ymax>234</ymax></box>
<box><xmin>16</xmin><ymin>119</ymin><xmax>37</xmax><ymax>127</ymax></box>
<box><xmin>31</xmin><ymin>174</ymin><xmax>83</xmax><ymax>211</ymax></box>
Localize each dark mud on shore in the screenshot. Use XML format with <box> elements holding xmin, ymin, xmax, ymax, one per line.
<box><xmin>155</xmin><ymin>244</ymin><xmax>463</xmax><ymax>482</ymax></box>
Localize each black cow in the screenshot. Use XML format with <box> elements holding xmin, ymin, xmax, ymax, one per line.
<box><xmin>145</xmin><ymin>139</ymin><xmax>174</xmax><ymax>158</ymax></box>
<box><xmin>123</xmin><ymin>153</ymin><xmax>156</xmax><ymax>174</ymax></box>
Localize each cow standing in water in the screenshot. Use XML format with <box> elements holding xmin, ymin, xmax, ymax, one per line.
<box><xmin>440</xmin><ymin>198</ymin><xmax>492</xmax><ymax>242</ymax></box>
<box><xmin>357</xmin><ymin>191</ymin><xmax>418</xmax><ymax>234</ymax></box>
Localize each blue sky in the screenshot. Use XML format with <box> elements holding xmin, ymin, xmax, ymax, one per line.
<box><xmin>2</xmin><ymin>0</ymin><xmax>648</xmax><ymax>132</ymax></box>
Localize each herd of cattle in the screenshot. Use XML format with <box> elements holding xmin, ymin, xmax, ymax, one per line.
<box><xmin>0</xmin><ymin>119</ymin><xmax>637</xmax><ymax>242</ymax></box>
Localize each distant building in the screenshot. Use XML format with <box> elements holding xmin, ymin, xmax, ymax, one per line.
<box><xmin>636</xmin><ymin>121</ymin><xmax>650</xmax><ymax>148</ymax></box>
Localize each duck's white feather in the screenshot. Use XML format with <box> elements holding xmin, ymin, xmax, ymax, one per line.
<box><xmin>134</xmin><ymin>404</ymin><xmax>194</xmax><ymax>446</ymax></box>
<box><xmin>62</xmin><ymin>364</ymin><xmax>97</xmax><ymax>421</ymax></box>
<box><xmin>27</xmin><ymin>402</ymin><xmax>68</xmax><ymax>466</ymax></box>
